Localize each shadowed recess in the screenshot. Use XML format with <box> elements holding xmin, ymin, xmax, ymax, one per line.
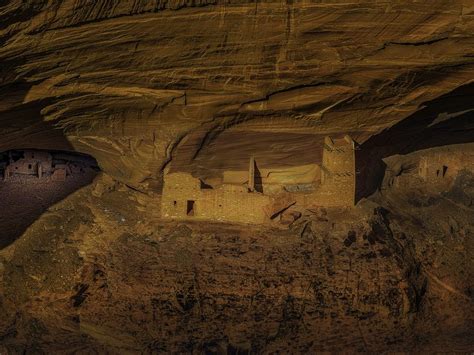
<box><xmin>357</xmin><ymin>82</ymin><xmax>474</xmax><ymax>202</ymax></box>
<box><xmin>0</xmin><ymin>149</ymin><xmax>99</xmax><ymax>249</ymax></box>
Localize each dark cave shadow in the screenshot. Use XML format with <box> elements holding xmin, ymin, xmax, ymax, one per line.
<box><xmin>356</xmin><ymin>82</ymin><xmax>474</xmax><ymax>202</ymax></box>
<box><xmin>0</xmin><ymin>159</ymin><xmax>98</xmax><ymax>249</ymax></box>
<box><xmin>0</xmin><ymin>83</ymin><xmax>99</xmax><ymax>249</ymax></box>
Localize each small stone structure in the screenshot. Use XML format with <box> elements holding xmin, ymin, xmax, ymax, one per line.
<box><xmin>161</xmin><ymin>135</ymin><xmax>358</xmax><ymax>224</ymax></box>
<box><xmin>418</xmin><ymin>156</ymin><xmax>449</xmax><ymax>182</ymax></box>
<box><xmin>384</xmin><ymin>144</ymin><xmax>474</xmax><ymax>191</ymax></box>
<box><xmin>3</xmin><ymin>150</ymin><xmax>71</xmax><ymax>181</ymax></box>
<box><xmin>161</xmin><ymin>172</ymin><xmax>272</xmax><ymax>224</ymax></box>
<box><xmin>4</xmin><ymin>150</ymin><xmax>53</xmax><ymax>179</ymax></box>
<box><xmin>313</xmin><ymin>135</ymin><xmax>356</xmax><ymax>206</ymax></box>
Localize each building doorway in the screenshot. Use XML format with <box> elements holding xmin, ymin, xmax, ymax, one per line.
<box><xmin>186</xmin><ymin>200</ymin><xmax>195</xmax><ymax>216</ymax></box>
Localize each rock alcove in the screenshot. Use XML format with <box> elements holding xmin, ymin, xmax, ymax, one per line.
<box><xmin>0</xmin><ymin>0</ymin><xmax>473</xmax><ymax>353</ymax></box>
<box><xmin>0</xmin><ymin>149</ymin><xmax>99</xmax><ymax>249</ymax></box>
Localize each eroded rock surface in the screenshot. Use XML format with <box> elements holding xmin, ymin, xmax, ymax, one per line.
<box><xmin>0</xmin><ymin>1</ymin><xmax>473</xmax><ymax>188</ymax></box>
<box><xmin>0</xmin><ymin>1</ymin><xmax>474</xmax><ymax>352</ymax></box>
<box><xmin>0</xmin><ymin>166</ymin><xmax>472</xmax><ymax>352</ymax></box>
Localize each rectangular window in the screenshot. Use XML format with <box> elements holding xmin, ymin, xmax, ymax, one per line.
<box><xmin>186</xmin><ymin>200</ymin><xmax>195</xmax><ymax>216</ymax></box>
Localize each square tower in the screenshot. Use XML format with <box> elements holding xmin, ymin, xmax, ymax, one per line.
<box><xmin>319</xmin><ymin>135</ymin><xmax>356</xmax><ymax>206</ymax></box>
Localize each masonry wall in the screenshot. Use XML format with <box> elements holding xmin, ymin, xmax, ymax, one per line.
<box><xmin>6</xmin><ymin>161</ymin><xmax>38</xmax><ymax>176</ymax></box>
<box><xmin>162</xmin><ymin>136</ymin><xmax>358</xmax><ymax>224</ymax></box>
<box><xmin>200</xmin><ymin>186</ymin><xmax>271</xmax><ymax>224</ymax></box>
<box><xmin>385</xmin><ymin>145</ymin><xmax>474</xmax><ymax>192</ymax></box>
<box><xmin>161</xmin><ymin>172</ymin><xmax>202</xmax><ymax>219</ymax></box>
<box><xmin>5</xmin><ymin>150</ymin><xmax>54</xmax><ymax>179</ymax></box>
<box><xmin>317</xmin><ymin>137</ymin><xmax>356</xmax><ymax>206</ymax></box>
<box><xmin>418</xmin><ymin>152</ymin><xmax>472</xmax><ymax>183</ymax></box>
<box><xmin>161</xmin><ymin>173</ymin><xmax>272</xmax><ymax>224</ymax></box>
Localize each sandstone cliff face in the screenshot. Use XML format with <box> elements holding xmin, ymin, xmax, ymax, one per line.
<box><xmin>1</xmin><ymin>1</ymin><xmax>474</xmax><ymax>352</ymax></box>
<box><xmin>1</xmin><ymin>0</ymin><xmax>473</xmax><ymax>188</ymax></box>
<box><xmin>0</xmin><ymin>167</ymin><xmax>472</xmax><ymax>352</ymax></box>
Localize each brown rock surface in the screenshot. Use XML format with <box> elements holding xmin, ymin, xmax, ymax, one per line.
<box><xmin>1</xmin><ymin>0</ymin><xmax>473</xmax><ymax>187</ymax></box>
<box><xmin>0</xmin><ymin>166</ymin><xmax>472</xmax><ymax>352</ymax></box>
<box><xmin>0</xmin><ymin>0</ymin><xmax>474</xmax><ymax>352</ymax></box>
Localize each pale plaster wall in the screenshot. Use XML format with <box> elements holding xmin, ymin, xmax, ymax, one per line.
<box><xmin>223</xmin><ymin>163</ymin><xmax>321</xmax><ymax>186</ymax></box>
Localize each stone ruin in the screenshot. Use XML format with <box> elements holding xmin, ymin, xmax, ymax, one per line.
<box><xmin>383</xmin><ymin>144</ymin><xmax>474</xmax><ymax>192</ymax></box>
<box><xmin>2</xmin><ymin>150</ymin><xmax>95</xmax><ymax>182</ymax></box>
<box><xmin>161</xmin><ymin>135</ymin><xmax>357</xmax><ymax>224</ymax></box>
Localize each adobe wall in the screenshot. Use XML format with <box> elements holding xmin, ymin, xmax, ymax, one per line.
<box><xmin>198</xmin><ymin>187</ymin><xmax>272</xmax><ymax>224</ymax></box>
<box><xmin>162</xmin><ymin>135</ymin><xmax>357</xmax><ymax>224</ymax></box>
<box><xmin>161</xmin><ymin>172</ymin><xmax>203</xmax><ymax>219</ymax></box>
<box><xmin>318</xmin><ymin>137</ymin><xmax>356</xmax><ymax>206</ymax></box>
<box><xmin>161</xmin><ymin>172</ymin><xmax>272</xmax><ymax>224</ymax></box>
<box><xmin>291</xmin><ymin>187</ymin><xmax>354</xmax><ymax>208</ymax></box>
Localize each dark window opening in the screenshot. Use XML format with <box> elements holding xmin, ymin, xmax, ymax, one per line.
<box><xmin>28</xmin><ymin>164</ymin><xmax>32</xmax><ymax>169</ymax></box>
<box><xmin>173</xmin><ymin>200</ymin><xmax>177</xmax><ymax>206</ymax></box>
<box><xmin>442</xmin><ymin>165</ymin><xmax>448</xmax><ymax>177</ymax></box>
<box><xmin>186</xmin><ymin>200</ymin><xmax>195</xmax><ymax>216</ymax></box>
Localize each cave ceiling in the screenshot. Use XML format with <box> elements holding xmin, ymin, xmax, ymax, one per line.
<box><xmin>0</xmin><ymin>0</ymin><xmax>473</xmax><ymax>188</ymax></box>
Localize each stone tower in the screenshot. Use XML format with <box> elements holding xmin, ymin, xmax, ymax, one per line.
<box><xmin>320</xmin><ymin>135</ymin><xmax>356</xmax><ymax>206</ymax></box>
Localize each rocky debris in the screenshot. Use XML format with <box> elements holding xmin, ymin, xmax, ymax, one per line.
<box><xmin>344</xmin><ymin>231</ymin><xmax>357</xmax><ymax>247</ymax></box>
<box><xmin>0</xmin><ymin>182</ymin><xmax>467</xmax><ymax>352</ymax></box>
<box><xmin>92</xmin><ymin>173</ymin><xmax>119</xmax><ymax>198</ymax></box>
<box><xmin>443</xmin><ymin>170</ymin><xmax>474</xmax><ymax>208</ymax></box>
<box><xmin>0</xmin><ymin>2</ymin><xmax>472</xmax><ymax>351</ymax></box>
<box><xmin>273</xmin><ymin>205</ymin><xmax>302</xmax><ymax>227</ymax></box>
<box><xmin>373</xmin><ymin>157</ymin><xmax>474</xmax><ymax>349</ymax></box>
